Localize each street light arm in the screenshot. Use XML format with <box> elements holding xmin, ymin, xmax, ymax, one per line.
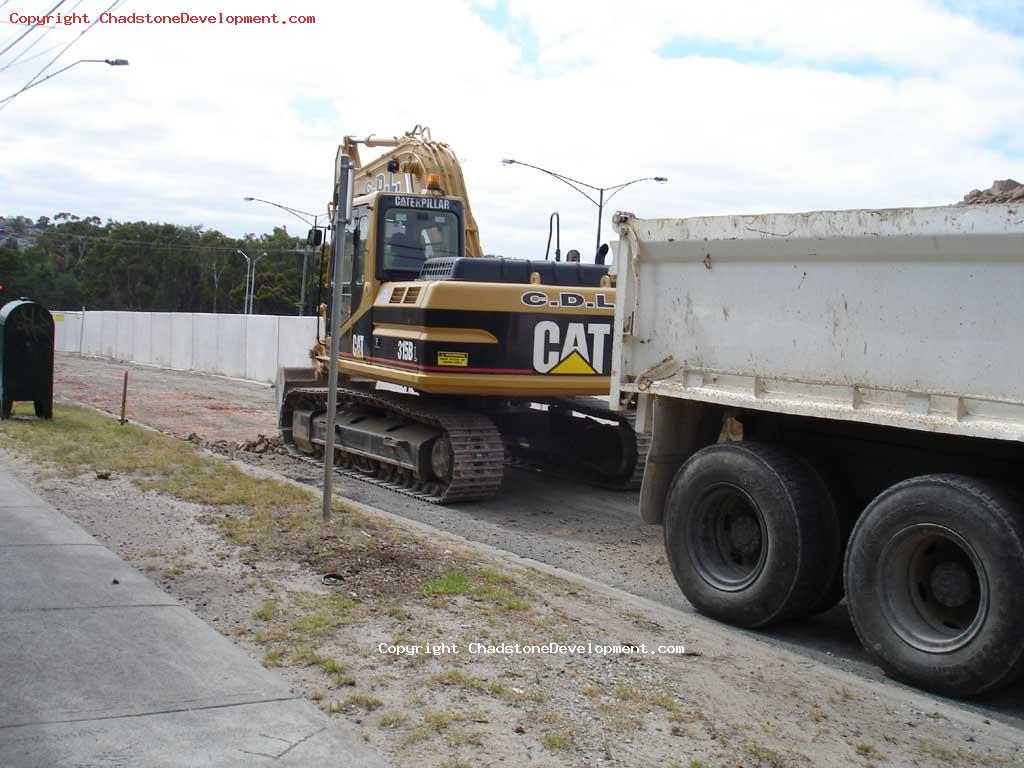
<box><xmin>502</xmin><ymin>159</ymin><xmax>601</xmax><ymax>206</ymax></box>
<box><xmin>0</xmin><ymin>58</ymin><xmax>128</xmax><ymax>106</ymax></box>
<box><xmin>603</xmin><ymin>176</ymin><xmax>668</xmax><ymax>205</ymax></box>
<box><xmin>503</xmin><ymin>159</ymin><xmax>603</xmax><ymax>192</ymax></box>
<box><xmin>243</xmin><ymin>197</ymin><xmax>316</xmax><ymax>227</ymax></box>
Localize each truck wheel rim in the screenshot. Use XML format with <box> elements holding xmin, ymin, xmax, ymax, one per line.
<box><xmin>686</xmin><ymin>483</ymin><xmax>767</xmax><ymax>592</ymax></box>
<box><xmin>878</xmin><ymin>524</ymin><xmax>988</xmax><ymax>654</ymax></box>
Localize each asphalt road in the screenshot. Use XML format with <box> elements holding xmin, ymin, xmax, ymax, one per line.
<box><xmin>54</xmin><ymin>353</ymin><xmax>1024</xmax><ymax>728</ymax></box>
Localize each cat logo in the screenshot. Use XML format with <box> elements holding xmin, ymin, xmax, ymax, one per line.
<box><xmin>533</xmin><ymin>321</ymin><xmax>611</xmax><ymax>375</ymax></box>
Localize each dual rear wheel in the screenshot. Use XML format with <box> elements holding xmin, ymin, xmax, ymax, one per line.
<box><xmin>845</xmin><ymin>475</ymin><xmax>1024</xmax><ymax>697</ymax></box>
<box><xmin>664</xmin><ymin>442</ymin><xmax>1024</xmax><ymax>697</ymax></box>
<box><xmin>665</xmin><ymin>442</ymin><xmax>843</xmax><ymax>628</ymax></box>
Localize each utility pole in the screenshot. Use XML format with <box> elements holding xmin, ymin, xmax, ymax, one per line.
<box><xmin>321</xmin><ymin>156</ymin><xmax>354</xmax><ymax>521</ymax></box>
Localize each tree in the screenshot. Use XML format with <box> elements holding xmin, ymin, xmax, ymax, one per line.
<box><xmin>2</xmin><ymin>212</ymin><xmax>308</xmax><ymax>314</ymax></box>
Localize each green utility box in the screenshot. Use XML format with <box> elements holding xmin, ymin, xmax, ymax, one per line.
<box><xmin>0</xmin><ymin>300</ymin><xmax>54</xmax><ymax>419</ymax></box>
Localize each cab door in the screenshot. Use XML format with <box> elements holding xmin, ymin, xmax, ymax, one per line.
<box><xmin>334</xmin><ymin>205</ymin><xmax>371</xmax><ymax>360</ymax></box>
<box><xmin>336</xmin><ymin>205</ymin><xmax>370</xmax><ymax>325</ymax></box>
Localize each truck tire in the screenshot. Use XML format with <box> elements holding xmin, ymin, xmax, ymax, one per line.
<box><xmin>845</xmin><ymin>475</ymin><xmax>1024</xmax><ymax>697</ymax></box>
<box><xmin>664</xmin><ymin>442</ymin><xmax>840</xmax><ymax>628</ymax></box>
<box><xmin>806</xmin><ymin>473</ymin><xmax>857</xmax><ymax>616</ymax></box>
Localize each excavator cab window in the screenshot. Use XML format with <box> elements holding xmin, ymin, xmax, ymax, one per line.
<box><xmin>381</xmin><ymin>208</ymin><xmax>460</xmax><ymax>277</ymax></box>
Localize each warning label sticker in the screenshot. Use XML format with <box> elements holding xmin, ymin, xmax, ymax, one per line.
<box><xmin>437</xmin><ymin>351</ymin><xmax>469</xmax><ymax>367</ymax></box>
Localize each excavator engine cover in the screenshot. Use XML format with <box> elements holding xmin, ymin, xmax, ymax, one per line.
<box><xmin>419</xmin><ymin>257</ymin><xmax>608</xmax><ymax>287</ymax></box>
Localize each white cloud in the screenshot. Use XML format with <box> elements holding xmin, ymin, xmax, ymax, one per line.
<box><xmin>1</xmin><ymin>0</ymin><xmax>1021</xmax><ymax>261</ymax></box>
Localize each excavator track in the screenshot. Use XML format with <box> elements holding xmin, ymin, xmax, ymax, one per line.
<box><xmin>281</xmin><ymin>386</ymin><xmax>505</xmax><ymax>504</ymax></box>
<box><xmin>499</xmin><ymin>396</ymin><xmax>650</xmax><ymax>490</ymax></box>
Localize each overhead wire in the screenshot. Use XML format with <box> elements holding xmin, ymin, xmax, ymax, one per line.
<box><xmin>1</xmin><ymin>0</ymin><xmax>127</xmax><ymax>111</ymax></box>
<box><xmin>0</xmin><ymin>0</ymin><xmax>66</xmax><ymax>60</ymax></box>
<box><xmin>0</xmin><ymin>39</ymin><xmax>67</xmax><ymax>71</ymax></box>
<box><xmin>0</xmin><ymin>0</ymin><xmax>85</xmax><ymax>73</ymax></box>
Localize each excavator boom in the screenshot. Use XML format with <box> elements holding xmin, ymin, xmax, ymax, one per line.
<box><xmin>337</xmin><ymin>124</ymin><xmax>483</xmax><ymax>257</ymax></box>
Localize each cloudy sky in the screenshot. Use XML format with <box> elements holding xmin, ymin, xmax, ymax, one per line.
<box><xmin>1</xmin><ymin>0</ymin><xmax>1022</xmax><ymax>260</ymax></box>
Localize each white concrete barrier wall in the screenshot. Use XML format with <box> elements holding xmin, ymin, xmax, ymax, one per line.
<box><xmin>132</xmin><ymin>313</ymin><xmax>152</xmax><ymax>365</ymax></box>
<box><xmin>191</xmin><ymin>313</ymin><xmax>220</xmax><ymax>376</ymax></box>
<box><xmin>100</xmin><ymin>312</ymin><xmax>117</xmax><ymax>358</ymax></box>
<box><xmin>245</xmin><ymin>315</ymin><xmax>279</xmax><ymax>382</ymax></box>
<box><xmin>51</xmin><ymin>310</ymin><xmax>317</xmax><ymax>383</ymax></box>
<box><xmin>115</xmin><ymin>312</ymin><xmax>134</xmax><ymax>362</ymax></box>
<box><xmin>278</xmin><ymin>316</ymin><xmax>317</xmax><ymax>369</ymax></box>
<box><xmin>52</xmin><ymin>311</ymin><xmax>84</xmax><ymax>353</ymax></box>
<box><xmin>170</xmin><ymin>314</ymin><xmax>193</xmax><ymax>371</ymax></box>
<box><xmin>82</xmin><ymin>312</ymin><xmax>102</xmax><ymax>356</ymax></box>
<box><xmin>151</xmin><ymin>313</ymin><xmax>172</xmax><ymax>368</ymax></box>
<box><xmin>215</xmin><ymin>314</ymin><xmax>247</xmax><ymax>379</ymax></box>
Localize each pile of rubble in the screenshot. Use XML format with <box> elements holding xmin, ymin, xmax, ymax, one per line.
<box><xmin>185</xmin><ymin>432</ymin><xmax>288</xmax><ymax>456</ymax></box>
<box><xmin>960</xmin><ymin>178</ymin><xmax>1024</xmax><ymax>204</ymax></box>
<box><xmin>235</xmin><ymin>433</ymin><xmax>286</xmax><ymax>455</ymax></box>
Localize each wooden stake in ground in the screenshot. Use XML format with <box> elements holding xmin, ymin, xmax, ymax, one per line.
<box><xmin>119</xmin><ymin>370</ymin><xmax>128</xmax><ymax>425</ymax></box>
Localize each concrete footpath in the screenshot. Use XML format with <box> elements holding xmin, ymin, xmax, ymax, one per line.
<box><xmin>0</xmin><ymin>468</ymin><xmax>388</xmax><ymax>767</ymax></box>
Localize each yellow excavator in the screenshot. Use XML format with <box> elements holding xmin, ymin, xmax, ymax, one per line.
<box><xmin>277</xmin><ymin>125</ymin><xmax>646</xmax><ymax>503</ymax></box>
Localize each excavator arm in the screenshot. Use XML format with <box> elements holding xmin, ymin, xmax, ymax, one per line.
<box><xmin>335</xmin><ymin>124</ymin><xmax>483</xmax><ymax>257</ymax></box>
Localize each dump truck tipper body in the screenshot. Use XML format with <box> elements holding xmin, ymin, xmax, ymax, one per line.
<box><xmin>611</xmin><ymin>204</ymin><xmax>1024</xmax><ymax>697</ymax></box>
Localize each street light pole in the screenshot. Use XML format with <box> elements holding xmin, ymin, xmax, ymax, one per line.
<box><xmin>502</xmin><ymin>159</ymin><xmax>667</xmax><ymax>260</ymax></box>
<box><xmin>250</xmin><ymin>253</ymin><xmax>266</xmax><ymax>314</ymax></box>
<box><xmin>242</xmin><ymin>197</ymin><xmax>325</xmax><ymax>315</ymax></box>
<box><xmin>235</xmin><ymin>250</ymin><xmax>251</xmax><ymax>314</ymax></box>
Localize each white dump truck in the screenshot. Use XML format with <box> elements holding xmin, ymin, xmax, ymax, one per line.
<box><xmin>610</xmin><ymin>204</ymin><xmax>1024</xmax><ymax>697</ymax></box>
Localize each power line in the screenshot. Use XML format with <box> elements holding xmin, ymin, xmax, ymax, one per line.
<box><xmin>0</xmin><ymin>0</ymin><xmax>84</xmax><ymax>72</ymax></box>
<box><xmin>0</xmin><ymin>0</ymin><xmax>66</xmax><ymax>60</ymax></box>
<box><xmin>0</xmin><ymin>39</ymin><xmax>66</xmax><ymax>72</ymax></box>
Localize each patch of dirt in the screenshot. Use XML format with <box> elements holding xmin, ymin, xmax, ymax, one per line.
<box><xmin>960</xmin><ymin>178</ymin><xmax>1024</xmax><ymax>204</ymax></box>
<box><xmin>54</xmin><ymin>353</ymin><xmax>276</xmax><ymax>443</ymax></box>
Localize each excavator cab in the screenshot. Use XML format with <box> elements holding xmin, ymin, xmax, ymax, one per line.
<box><xmin>332</xmin><ymin>194</ymin><xmax>465</xmax><ymax>334</ymax></box>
